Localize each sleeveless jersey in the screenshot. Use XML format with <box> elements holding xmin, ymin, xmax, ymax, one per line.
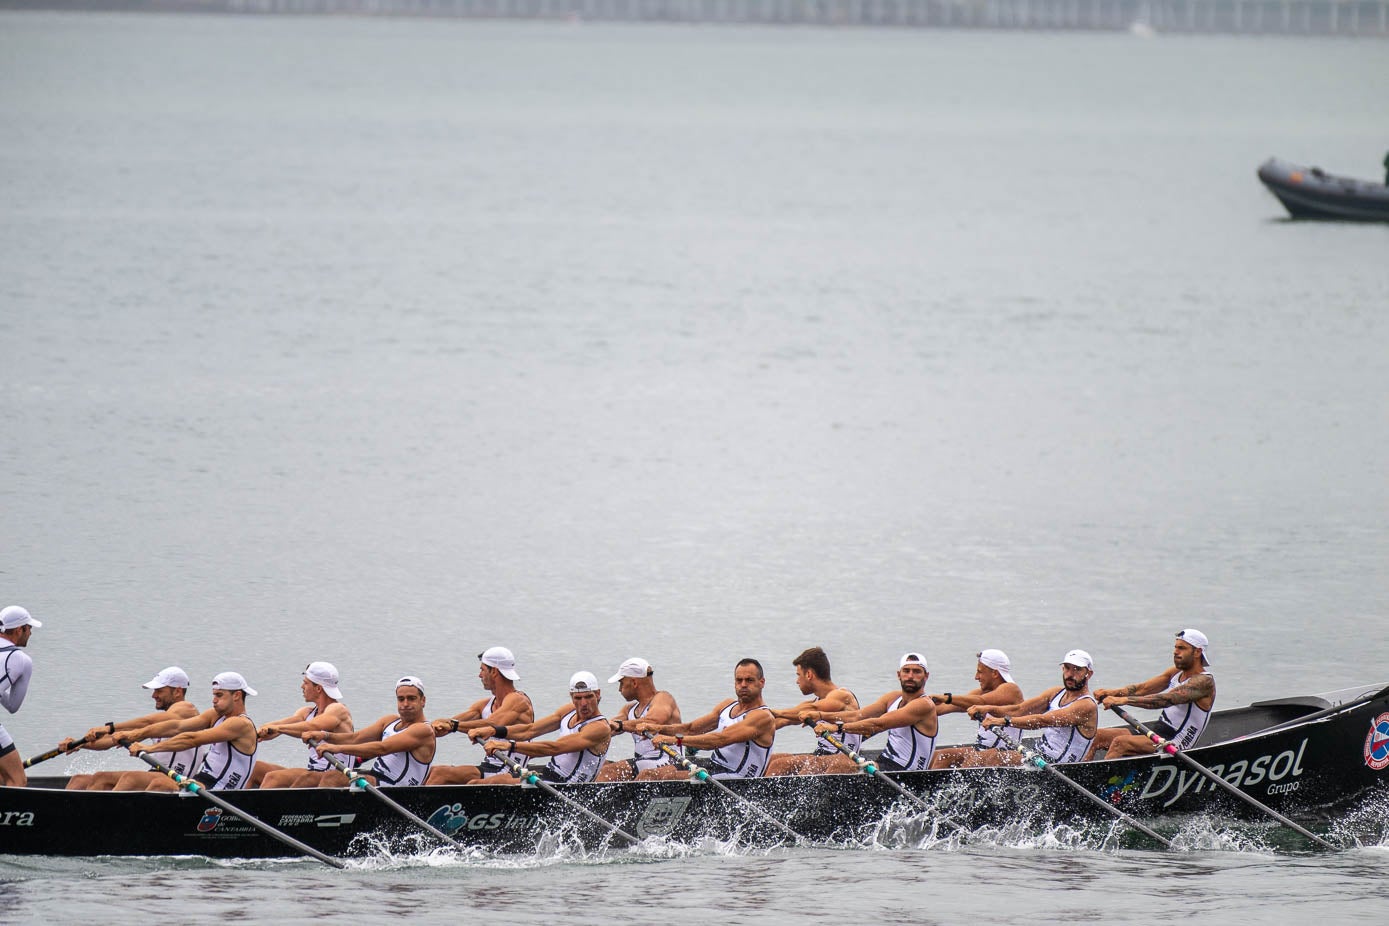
<box><xmin>542</xmin><ymin>711</ymin><xmax>609</xmax><ymax>784</ymax></box>
<box><xmin>478</xmin><ymin>694</ymin><xmax>531</xmax><ymax>775</ymax></box>
<box><xmin>1036</xmin><ymin>690</ymin><xmax>1096</xmax><ymax>764</ymax></box>
<box><xmin>369</xmin><ymin>719</ymin><xmax>432</xmax><ymax>787</ymax></box>
<box><xmin>148</xmin><ymin>722</ymin><xmax>206</xmax><ymax>778</ymax></box>
<box><xmin>1158</xmin><ymin>671</ymin><xmax>1214</xmax><ymax>749</ymax></box>
<box><xmin>197</xmin><ymin>715</ymin><xmax>257</xmax><ymax>790</ymax></box>
<box><xmin>814</xmin><ymin>691</ymin><xmax>863</xmax><ymax>755</ymax></box>
<box><xmin>1</xmin><ymin>643</ymin><xmax>33</xmax><ymax>714</ymax></box>
<box><xmin>709</xmin><ymin>703</ymin><xmax>773</xmax><ymax>779</ymax></box>
<box><xmin>976</xmin><ymin>716</ymin><xmax>1022</xmax><ymax>750</ymax></box>
<box><xmin>631</xmin><ymin>699</ymin><xmax>672</xmax><ymax>770</ymax></box>
<box><xmin>878</xmin><ymin>696</ymin><xmax>936</xmax><ymax>771</ymax></box>
<box><xmin>302</xmin><ymin>704</ymin><xmax>356</xmax><ymax>772</ymax></box>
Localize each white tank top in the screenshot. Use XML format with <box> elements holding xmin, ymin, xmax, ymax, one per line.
<box><xmin>1159</xmin><ymin>671</ymin><xmax>1214</xmax><ymax>749</ymax></box>
<box><xmin>369</xmin><ymin>718</ymin><xmax>432</xmax><ymax>787</ymax></box>
<box><xmin>631</xmin><ymin>699</ymin><xmax>671</xmax><ymax>768</ymax></box>
<box><xmin>543</xmin><ymin>711</ymin><xmax>609</xmax><ymax>783</ymax></box>
<box><xmin>479</xmin><ymin>694</ymin><xmax>531</xmax><ymax>773</ymax></box>
<box><xmin>709</xmin><ymin>703</ymin><xmax>772</xmax><ymax>779</ymax></box>
<box><xmin>197</xmin><ymin>715</ymin><xmax>257</xmax><ymax>790</ymax></box>
<box><xmin>1036</xmin><ymin>690</ymin><xmax>1096</xmax><ymax>764</ymax></box>
<box><xmin>976</xmin><ymin>718</ymin><xmax>1023</xmax><ymax>749</ymax></box>
<box><xmin>879</xmin><ymin>696</ymin><xmax>936</xmax><ymax>771</ymax></box>
<box><xmin>149</xmin><ymin>733</ymin><xmax>205</xmax><ymax>778</ymax></box>
<box><xmin>302</xmin><ymin>705</ymin><xmax>356</xmax><ymax>772</ymax></box>
<box><xmin>814</xmin><ymin>691</ymin><xmax>863</xmax><ymax>755</ymax></box>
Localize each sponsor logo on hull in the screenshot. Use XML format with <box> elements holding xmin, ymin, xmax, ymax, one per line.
<box><xmin>636</xmin><ymin>796</ymin><xmax>691</xmax><ymax>838</ymax></box>
<box><xmin>277</xmin><ymin>813</ymin><xmax>358</xmax><ymax>828</ymax></box>
<box><xmin>1133</xmin><ymin>738</ymin><xmax>1309</xmax><ymax>807</ymax></box>
<box><xmin>0</xmin><ymin>811</ymin><xmax>35</xmax><ymax>826</ymax></box>
<box><xmin>1365</xmin><ymin>712</ymin><xmax>1389</xmax><ymax>771</ymax></box>
<box><xmin>426</xmin><ymin>803</ymin><xmax>534</xmax><ymax>835</ymax></box>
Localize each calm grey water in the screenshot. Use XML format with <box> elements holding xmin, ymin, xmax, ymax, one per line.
<box><xmin>2</xmin><ymin>11</ymin><xmax>1388</xmax><ymax>924</ymax></box>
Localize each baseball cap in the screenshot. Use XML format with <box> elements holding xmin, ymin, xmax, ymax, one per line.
<box><xmin>977</xmin><ymin>649</ymin><xmax>1014</xmax><ymax>683</ymax></box>
<box><xmin>396</xmin><ymin>675</ymin><xmax>426</xmax><ymax>695</ymax></box>
<box><xmin>478</xmin><ymin>646</ymin><xmax>520</xmax><ymax>681</ymax></box>
<box><xmin>1061</xmin><ymin>649</ymin><xmax>1093</xmax><ymax>670</ymax></box>
<box><xmin>1175</xmin><ymin>629</ymin><xmax>1212</xmax><ymax>665</ymax></box>
<box><xmin>142</xmin><ymin>667</ymin><xmax>191</xmax><ymax>690</ymax></box>
<box><xmin>212</xmin><ymin>671</ymin><xmax>258</xmax><ymax>697</ymax></box>
<box><xmin>1</xmin><ymin>606</ymin><xmax>41</xmax><ymax>631</ymax></box>
<box><xmin>899</xmin><ymin>651</ymin><xmax>928</xmax><ymax>671</ymax></box>
<box><xmin>304</xmin><ymin>661</ymin><xmax>343</xmax><ymax>700</ymax></box>
<box><xmin>569</xmin><ymin>671</ymin><xmax>600</xmax><ymax>693</ymax></box>
<box><xmin>608</xmin><ymin>657</ymin><xmax>653</xmax><ymax>684</ymax></box>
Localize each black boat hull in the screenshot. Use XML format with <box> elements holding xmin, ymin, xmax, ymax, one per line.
<box><xmin>3</xmin><ymin>684</ymin><xmax>1387</xmax><ymax>858</ymax></box>
<box><xmin>1258</xmin><ymin>157</ymin><xmax>1389</xmax><ymax>221</ymax></box>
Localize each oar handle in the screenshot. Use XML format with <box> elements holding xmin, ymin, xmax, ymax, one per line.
<box><xmin>653</xmin><ymin>739</ymin><xmax>711</xmax><ymax>782</ymax></box>
<box><xmin>496</xmin><ymin>749</ymin><xmax>542</xmax><ymax>786</ymax></box>
<box><xmin>802</xmin><ymin>719</ymin><xmax>874</xmax><ymax>774</ymax></box>
<box><xmin>310</xmin><ymin>740</ymin><xmax>370</xmax><ymax>791</ymax></box>
<box><xmin>22</xmin><ymin>733</ymin><xmax>93</xmax><ymax>769</ymax></box>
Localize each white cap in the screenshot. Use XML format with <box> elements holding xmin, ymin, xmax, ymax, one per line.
<box><xmin>1176</xmin><ymin>629</ymin><xmax>1212</xmax><ymax>665</ymax></box>
<box><xmin>977</xmin><ymin>649</ymin><xmax>1014</xmax><ymax>683</ymax></box>
<box><xmin>608</xmin><ymin>657</ymin><xmax>653</xmax><ymax>684</ymax></box>
<box><xmin>212</xmin><ymin>671</ymin><xmax>257</xmax><ymax>697</ymax></box>
<box><xmin>303</xmin><ymin>661</ymin><xmax>343</xmax><ymax>700</ymax></box>
<box><xmin>899</xmin><ymin>651</ymin><xmax>928</xmax><ymax>671</ymax></box>
<box><xmin>569</xmin><ymin>671</ymin><xmax>600</xmax><ymax>693</ymax></box>
<box><xmin>1061</xmin><ymin>649</ymin><xmax>1093</xmax><ymax>670</ymax></box>
<box><xmin>396</xmin><ymin>675</ymin><xmax>425</xmax><ymax>694</ymax></box>
<box><xmin>478</xmin><ymin>646</ymin><xmax>520</xmax><ymax>681</ymax></box>
<box><xmin>142</xmin><ymin>667</ymin><xmax>191</xmax><ymax>690</ymax></box>
<box><xmin>1</xmin><ymin>606</ymin><xmax>41</xmax><ymax>631</ymax></box>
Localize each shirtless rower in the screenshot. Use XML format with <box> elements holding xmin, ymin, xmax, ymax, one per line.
<box><xmin>425</xmin><ymin>646</ymin><xmax>534</xmax><ymax>785</ymax></box>
<box><xmin>471</xmin><ymin>671</ymin><xmax>611</xmax><ymax>785</ymax></box>
<box><xmin>928</xmin><ymin>649</ymin><xmax>1025</xmax><ymax>769</ymax></box>
<box><xmin>311</xmin><ymin>676</ymin><xmax>436</xmax><ymax>788</ymax></box>
<box><xmin>0</xmin><ymin>605</ymin><xmax>41</xmax><ymax>787</ymax></box>
<box><xmin>250</xmin><ymin>662</ymin><xmax>356</xmax><ymax>788</ymax></box>
<box><xmin>64</xmin><ymin>666</ymin><xmax>203</xmax><ymax>790</ymax></box>
<box><xmin>1086</xmin><ymin>629</ymin><xmax>1216</xmax><ymax>760</ymax></box>
<box><xmin>596</xmin><ymin>657</ymin><xmax>682</xmax><ymax>782</ymax></box>
<box><xmin>634</xmin><ymin>658</ymin><xmax>776</xmax><ymax>781</ymax></box>
<box><xmin>965</xmin><ymin>649</ymin><xmax>1098</xmax><ymax>766</ymax></box>
<box><xmin>766</xmin><ymin>646</ymin><xmax>861</xmax><ymax>776</ymax></box>
<box><xmin>121</xmin><ymin>672</ymin><xmax>259</xmax><ymax>791</ymax></box>
<box><xmin>808</xmin><ymin>651</ymin><xmax>939</xmax><ymax>774</ymax></box>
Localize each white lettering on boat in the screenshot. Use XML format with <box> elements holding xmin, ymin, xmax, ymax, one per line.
<box><xmin>425</xmin><ymin>803</ymin><xmax>510</xmax><ymax>834</ymax></box>
<box><xmin>0</xmin><ymin>811</ymin><xmax>35</xmax><ymax>826</ymax></box>
<box><xmin>1136</xmin><ymin>738</ymin><xmax>1308</xmax><ymax>807</ymax></box>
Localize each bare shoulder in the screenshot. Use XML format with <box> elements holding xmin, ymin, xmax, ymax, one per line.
<box><xmin>169</xmin><ymin>701</ymin><xmax>201</xmax><ymax>718</ymax></box>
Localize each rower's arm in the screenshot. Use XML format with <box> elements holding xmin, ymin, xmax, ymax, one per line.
<box><xmin>471</xmin><ymin>707</ymin><xmax>563</xmax><ymax>744</ymax></box>
<box><xmin>331</xmin><ymin>721</ymin><xmax>432</xmax><ymax>760</ymax></box>
<box><xmin>81</xmin><ymin>703</ymin><xmax>200</xmax><ymax>749</ymax></box>
<box><xmin>496</xmin><ymin>721</ymin><xmax>609</xmax><ymax>758</ymax></box>
<box><xmin>641</xmin><ymin>701</ymin><xmax>725</xmax><ymax>737</ymax></box>
<box><xmin>311</xmin><ymin>716</ymin><xmax>389</xmax><ymax>747</ymax></box>
<box><xmin>263</xmin><ymin>704</ymin><xmax>350</xmax><ymax>740</ymax></box>
<box><xmin>131</xmin><ymin>714</ymin><xmax>247</xmax><ymax>755</ymax></box>
<box><xmin>1110</xmin><ymin>673</ymin><xmax>1214</xmax><ymax>710</ymax></box>
<box><xmin>1095</xmin><ymin>670</ymin><xmax>1174</xmax><ymax>702</ymax></box>
<box><xmin>845</xmin><ymin>696</ymin><xmax>934</xmax><ymax>737</ymax></box>
<box><xmin>677</xmin><ymin>708</ymin><xmax>774</xmax><ymax>750</ymax></box>
<box><xmin>1000</xmin><ymin>698</ymin><xmax>1098</xmax><ymax>734</ymax></box>
<box><xmin>126</xmin><ymin>708</ymin><xmax>216</xmax><ymax>743</ymax></box>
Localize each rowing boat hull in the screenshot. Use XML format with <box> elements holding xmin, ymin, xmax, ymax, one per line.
<box><xmin>3</xmin><ymin>684</ymin><xmax>1386</xmax><ymax>858</ymax></box>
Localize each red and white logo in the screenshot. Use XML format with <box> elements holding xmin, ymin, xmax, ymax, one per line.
<box><xmin>1365</xmin><ymin>712</ymin><xmax>1389</xmax><ymax>771</ymax></box>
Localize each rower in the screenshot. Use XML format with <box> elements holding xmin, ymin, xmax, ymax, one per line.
<box><xmin>250</xmin><ymin>661</ymin><xmax>356</xmax><ymax>788</ymax></box>
<box><xmin>634</xmin><ymin>658</ymin><xmax>776</xmax><ymax>781</ymax></box>
<box><xmin>928</xmin><ymin>648</ymin><xmax>1025</xmax><ymax>769</ymax></box>
<box><xmin>1086</xmin><ymin>629</ymin><xmax>1216</xmax><ymax>760</ymax></box>
<box><xmin>122</xmin><ymin>672</ymin><xmax>260</xmax><ymax>791</ymax></box>
<box><xmin>766</xmin><ymin>646</ymin><xmax>861</xmax><ymax>776</ymax></box>
<box><xmin>471</xmin><ymin>671</ymin><xmax>611</xmax><ymax>785</ymax></box>
<box><xmin>311</xmin><ymin>676</ymin><xmax>435</xmax><ymax>788</ymax></box>
<box><xmin>0</xmin><ymin>605</ymin><xmax>41</xmax><ymax>788</ymax></box>
<box><xmin>965</xmin><ymin>650</ymin><xmax>1098</xmax><ymax>767</ymax></box>
<box><xmin>64</xmin><ymin>666</ymin><xmax>203</xmax><ymax>790</ymax></box>
<box><xmin>808</xmin><ymin>651</ymin><xmax>939</xmax><ymax>773</ymax></box>
<box><xmin>425</xmin><ymin>646</ymin><xmax>534</xmax><ymax>785</ymax></box>
<box><xmin>596</xmin><ymin>657</ymin><xmax>682</xmax><ymax>782</ymax></box>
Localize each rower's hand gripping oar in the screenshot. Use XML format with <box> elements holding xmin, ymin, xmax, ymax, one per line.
<box><xmin>1107</xmin><ymin>704</ymin><xmax>1334</xmax><ymax>850</ymax></box>
<box><xmin>310</xmin><ymin>741</ymin><xmax>466</xmax><ymax>851</ymax></box>
<box><xmin>22</xmin><ymin>733</ymin><xmax>93</xmax><ymax>769</ymax></box>
<box><xmin>122</xmin><ymin>742</ymin><xmax>347</xmax><ymax>868</ymax></box>
<box><xmin>649</xmin><ymin>739</ymin><xmax>808</xmax><ymax>846</ymax></box>
<box><xmin>995</xmin><ymin>730</ymin><xmax>1175</xmax><ymax>849</ymax></box>
<box><xmin>491</xmin><ymin>750</ymin><xmax>641</xmax><ymax>847</ymax></box>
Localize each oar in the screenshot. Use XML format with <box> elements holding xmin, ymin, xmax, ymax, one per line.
<box><xmin>1108</xmin><ymin>705</ymin><xmax>1333</xmax><ymax>850</ymax></box>
<box><xmin>1001</xmin><ymin>734</ymin><xmax>1175</xmax><ymax>849</ymax></box>
<box><xmin>128</xmin><ymin>747</ymin><xmax>347</xmax><ymax>868</ymax></box>
<box><xmin>313</xmin><ymin>745</ymin><xmax>465</xmax><ymax>851</ymax></box>
<box><xmin>650</xmin><ymin>740</ymin><xmax>807</xmax><ymax>845</ymax></box>
<box><xmin>22</xmin><ymin>734</ymin><xmax>92</xmax><ymax>769</ymax></box>
<box><xmin>492</xmin><ymin>751</ymin><xmax>641</xmax><ymax>846</ymax></box>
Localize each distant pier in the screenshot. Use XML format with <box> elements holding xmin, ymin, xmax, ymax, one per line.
<box><xmin>5</xmin><ymin>0</ymin><xmax>1388</xmax><ymax>36</ymax></box>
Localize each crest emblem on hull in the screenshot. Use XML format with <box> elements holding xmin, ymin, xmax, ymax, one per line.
<box><xmin>196</xmin><ymin>808</ymin><xmax>223</xmax><ymax>832</ymax></box>
<box><xmin>1365</xmin><ymin>712</ymin><xmax>1389</xmax><ymax>771</ymax></box>
<box><xmin>635</xmin><ymin>796</ymin><xmax>692</xmax><ymax>838</ymax></box>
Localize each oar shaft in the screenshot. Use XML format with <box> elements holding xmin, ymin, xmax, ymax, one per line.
<box><xmin>131</xmin><ymin>750</ymin><xmax>347</xmax><ymax>868</ymax></box>
<box><xmin>317</xmin><ymin>749</ymin><xmax>464</xmax><ymax>850</ymax></box>
<box><xmin>819</xmin><ymin>730</ymin><xmax>931</xmax><ymax>812</ymax></box>
<box><xmin>652</xmin><ymin>741</ymin><xmax>806</xmax><ymax>845</ymax></box>
<box><xmin>1109</xmin><ymin>705</ymin><xmax>1333</xmax><ymax>850</ymax></box>
<box><xmin>495</xmin><ymin>752</ymin><xmax>640</xmax><ymax>846</ymax></box>
<box><xmin>22</xmin><ymin>734</ymin><xmax>91</xmax><ymax>769</ymax></box>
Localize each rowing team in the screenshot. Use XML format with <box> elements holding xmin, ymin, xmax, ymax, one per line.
<box><xmin>1</xmin><ymin>602</ymin><xmax>1215</xmax><ymax>792</ymax></box>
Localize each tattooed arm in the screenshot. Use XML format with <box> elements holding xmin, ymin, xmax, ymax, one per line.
<box><xmin>1102</xmin><ymin>673</ymin><xmax>1214</xmax><ymax>710</ymax></box>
